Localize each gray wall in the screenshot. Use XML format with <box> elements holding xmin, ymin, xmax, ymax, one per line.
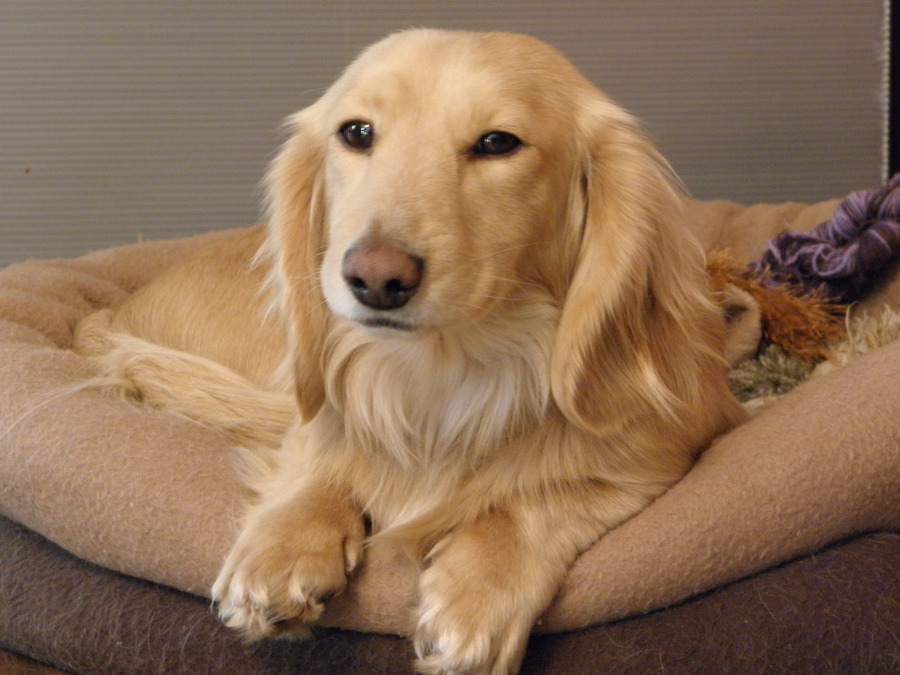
<box><xmin>1</xmin><ymin>1</ymin><xmax>885</xmax><ymax>266</ymax></box>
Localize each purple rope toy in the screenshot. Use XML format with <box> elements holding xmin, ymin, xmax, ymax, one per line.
<box><xmin>752</xmin><ymin>173</ymin><xmax>900</xmax><ymax>304</ymax></box>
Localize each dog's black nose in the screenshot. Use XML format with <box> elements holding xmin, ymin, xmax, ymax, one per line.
<box><xmin>341</xmin><ymin>243</ymin><xmax>424</xmax><ymax>311</ymax></box>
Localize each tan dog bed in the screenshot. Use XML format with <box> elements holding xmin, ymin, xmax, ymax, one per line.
<box><xmin>0</xmin><ymin>198</ymin><xmax>898</xmax><ymax>672</ymax></box>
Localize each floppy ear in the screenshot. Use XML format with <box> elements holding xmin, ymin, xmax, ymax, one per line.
<box><xmin>550</xmin><ymin>100</ymin><xmax>723</xmax><ymax>436</ymax></box>
<box><xmin>263</xmin><ymin>103</ymin><xmax>330</xmax><ymax>422</ymax></box>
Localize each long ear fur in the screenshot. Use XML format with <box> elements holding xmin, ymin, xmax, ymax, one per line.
<box><xmin>262</xmin><ymin>103</ymin><xmax>329</xmax><ymax>422</ymax></box>
<box><xmin>551</xmin><ymin>99</ymin><xmax>726</xmax><ymax>436</ymax></box>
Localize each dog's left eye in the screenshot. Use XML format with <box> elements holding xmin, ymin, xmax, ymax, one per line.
<box><xmin>472</xmin><ymin>131</ymin><xmax>522</xmax><ymax>157</ymax></box>
<box><xmin>339</xmin><ymin>121</ymin><xmax>375</xmax><ymax>150</ymax></box>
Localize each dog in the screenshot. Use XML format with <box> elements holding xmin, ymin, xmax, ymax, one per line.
<box><xmin>74</xmin><ymin>29</ymin><xmax>746</xmax><ymax>675</ymax></box>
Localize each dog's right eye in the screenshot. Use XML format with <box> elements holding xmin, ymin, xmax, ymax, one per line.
<box><xmin>339</xmin><ymin>121</ymin><xmax>375</xmax><ymax>150</ymax></box>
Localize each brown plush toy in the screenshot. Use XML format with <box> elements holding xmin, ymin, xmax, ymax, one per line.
<box><xmin>707</xmin><ymin>249</ymin><xmax>846</xmax><ymax>366</ymax></box>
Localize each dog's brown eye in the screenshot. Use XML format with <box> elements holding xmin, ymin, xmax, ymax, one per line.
<box><xmin>339</xmin><ymin>121</ymin><xmax>375</xmax><ymax>150</ymax></box>
<box><xmin>473</xmin><ymin>131</ymin><xmax>521</xmax><ymax>157</ymax></box>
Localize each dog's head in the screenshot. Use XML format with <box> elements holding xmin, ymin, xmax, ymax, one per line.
<box><xmin>266</xmin><ymin>29</ymin><xmax>726</xmax><ymax>434</ymax></box>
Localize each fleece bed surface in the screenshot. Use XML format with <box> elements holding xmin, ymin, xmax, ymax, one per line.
<box><xmin>0</xmin><ymin>197</ymin><xmax>898</xmax><ymax>671</ymax></box>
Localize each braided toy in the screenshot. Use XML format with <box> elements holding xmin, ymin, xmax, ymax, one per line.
<box><xmin>752</xmin><ymin>173</ymin><xmax>900</xmax><ymax>304</ymax></box>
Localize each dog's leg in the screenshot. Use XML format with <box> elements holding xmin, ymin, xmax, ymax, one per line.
<box><xmin>211</xmin><ymin>440</ymin><xmax>366</xmax><ymax>638</ymax></box>
<box><xmin>414</xmin><ymin>485</ymin><xmax>653</xmax><ymax>675</ymax></box>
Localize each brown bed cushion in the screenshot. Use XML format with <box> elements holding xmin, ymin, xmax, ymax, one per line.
<box><xmin>1</xmin><ymin>514</ymin><xmax>897</xmax><ymax>674</ymax></box>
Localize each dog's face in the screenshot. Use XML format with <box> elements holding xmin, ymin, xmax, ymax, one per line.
<box><xmin>268</xmin><ymin>29</ymin><xmax>723</xmax><ymax>432</ymax></box>
<box><xmin>313</xmin><ymin>31</ymin><xmax>597</xmax><ymax>333</ymax></box>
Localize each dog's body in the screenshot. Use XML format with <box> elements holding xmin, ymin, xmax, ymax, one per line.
<box><xmin>74</xmin><ymin>30</ymin><xmax>745</xmax><ymax>675</ymax></box>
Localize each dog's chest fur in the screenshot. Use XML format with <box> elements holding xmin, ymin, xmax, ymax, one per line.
<box><xmin>313</xmin><ymin>295</ymin><xmax>562</xmax><ymax>533</ymax></box>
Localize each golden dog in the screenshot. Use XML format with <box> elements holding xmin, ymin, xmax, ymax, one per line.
<box><xmin>74</xmin><ymin>29</ymin><xmax>745</xmax><ymax>675</ymax></box>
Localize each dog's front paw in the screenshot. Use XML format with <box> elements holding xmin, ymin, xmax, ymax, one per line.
<box><xmin>211</xmin><ymin>513</ymin><xmax>365</xmax><ymax>639</ymax></box>
<box><xmin>413</xmin><ymin>553</ymin><xmax>535</xmax><ymax>675</ymax></box>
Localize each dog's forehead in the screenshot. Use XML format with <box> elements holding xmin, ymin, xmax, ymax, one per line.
<box><xmin>332</xmin><ymin>30</ymin><xmax>587</xmax><ymax>123</ymax></box>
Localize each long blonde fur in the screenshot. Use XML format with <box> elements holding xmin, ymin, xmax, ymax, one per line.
<box><xmin>73</xmin><ymin>29</ymin><xmax>745</xmax><ymax>675</ymax></box>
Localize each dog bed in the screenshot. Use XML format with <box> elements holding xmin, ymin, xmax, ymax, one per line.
<box><xmin>1</xmin><ymin>197</ymin><xmax>898</xmax><ymax>673</ymax></box>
